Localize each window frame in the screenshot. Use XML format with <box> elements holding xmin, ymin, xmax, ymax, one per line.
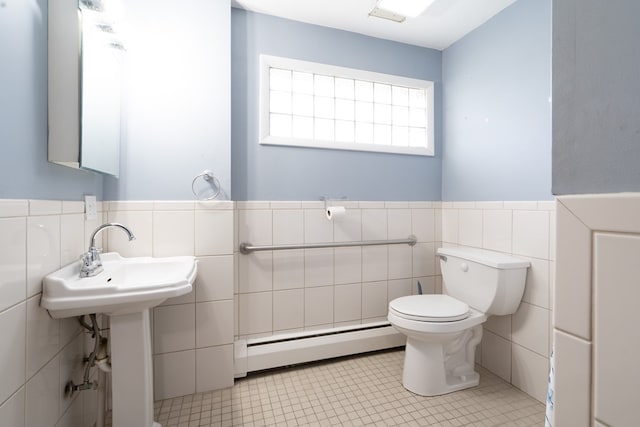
<box><xmin>259</xmin><ymin>55</ymin><xmax>435</xmax><ymax>157</ymax></box>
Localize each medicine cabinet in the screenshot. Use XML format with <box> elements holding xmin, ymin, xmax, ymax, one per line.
<box><xmin>48</xmin><ymin>0</ymin><xmax>124</xmax><ymax>177</ymax></box>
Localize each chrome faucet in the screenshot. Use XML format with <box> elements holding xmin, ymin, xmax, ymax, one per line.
<box><xmin>80</xmin><ymin>223</ymin><xmax>135</xmax><ymax>277</ymax></box>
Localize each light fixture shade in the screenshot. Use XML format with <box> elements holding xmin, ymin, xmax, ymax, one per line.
<box><xmin>377</xmin><ymin>0</ymin><xmax>435</xmax><ymax>18</ymax></box>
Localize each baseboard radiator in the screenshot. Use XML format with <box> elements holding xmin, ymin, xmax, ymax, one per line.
<box><xmin>234</xmin><ymin>321</ymin><xmax>406</xmax><ymax>378</ymax></box>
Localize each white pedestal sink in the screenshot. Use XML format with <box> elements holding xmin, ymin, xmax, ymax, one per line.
<box><xmin>42</xmin><ymin>253</ymin><xmax>197</xmax><ymax>427</ymax></box>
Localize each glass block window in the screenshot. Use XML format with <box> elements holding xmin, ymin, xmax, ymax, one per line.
<box><xmin>260</xmin><ymin>55</ymin><xmax>434</xmax><ymax>156</ymax></box>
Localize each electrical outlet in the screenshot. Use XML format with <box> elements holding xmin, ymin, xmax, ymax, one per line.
<box><xmin>85</xmin><ymin>195</ymin><xmax>97</xmax><ymax>220</ymax></box>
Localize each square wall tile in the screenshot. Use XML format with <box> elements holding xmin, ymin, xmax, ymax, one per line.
<box><xmin>434</xmin><ymin>208</ymin><xmax>442</xmax><ymax>242</ymax></box>
<box><xmin>549</xmin><ymin>209</ymin><xmax>557</xmax><ymax>261</ymax></box>
<box><xmin>511</xmin><ymin>344</ymin><xmax>549</xmax><ymax>403</ymax></box>
<box><xmin>107</xmin><ymin>211</ymin><xmax>153</xmax><ymax>257</ymax></box>
<box><xmin>153</xmin><ymin>211</ymin><xmax>195</xmax><ymax>256</ymax></box>
<box><xmin>334</xmin><ymin>247</ymin><xmax>362</xmax><ymax>285</ymax></box>
<box><xmin>0</xmin><ymin>387</ymin><xmax>25</xmax><ymax>427</ymax></box>
<box><xmin>484</xmin><ymin>314</ymin><xmax>511</xmax><ymax>340</ymax></box>
<box><xmin>60</xmin><ymin>214</ymin><xmax>84</xmax><ymax>266</ymax></box>
<box><xmin>362</xmin><ymin>281</ymin><xmax>387</xmax><ymax>319</ymax></box>
<box><xmin>304</xmin><ymin>209</ymin><xmax>333</xmax><ymax>243</ymax></box>
<box><xmin>195</xmin><ymin>256</ymin><xmax>234</xmax><ymax>302</ymax></box>
<box><xmin>362</xmin><ymin>209</ymin><xmax>387</xmax><ymax>240</ymax></box>
<box><xmin>512</xmin><ymin>210</ymin><xmax>550</xmax><ymax>259</ymax></box>
<box><xmin>0</xmin><ymin>217</ymin><xmax>26</xmax><ymax>312</ymax></box>
<box><xmin>554</xmin><ymin>330</ymin><xmax>591</xmax><ymax>427</ymax></box>
<box><xmin>412</xmin><ymin>243</ymin><xmax>435</xmax><ymax>278</ymax></box>
<box><xmin>272</xmin><ymin>250</ymin><xmax>304</xmax><ymax>290</ymax></box>
<box><xmin>153</xmin><ymin>304</ymin><xmax>195</xmax><ymax>354</ymax></box>
<box><xmin>481</xmin><ymin>330</ymin><xmax>511</xmax><ymax>382</ymax></box>
<box><xmin>0</xmin><ymin>303</ymin><xmax>26</xmax><ymax>405</ymax></box>
<box><xmin>304</xmin><ymin>248</ymin><xmax>334</xmax><ymax>287</ymax></box>
<box><xmin>238</xmin><ymin>210</ymin><xmax>272</xmax><ymax>246</ymax></box>
<box><xmin>512</xmin><ymin>302</ymin><xmax>549</xmax><ymax>357</ymax></box>
<box><xmin>521</xmin><ymin>257</ymin><xmax>550</xmax><ymax>309</ymax></box>
<box><xmin>593</xmin><ymin>232</ymin><xmax>640</xmax><ymax>427</ymax></box>
<box><xmin>62</xmin><ymin>200</ymin><xmax>84</xmax><ymax>214</ymax></box>
<box><xmin>334</xmin><ymin>283</ymin><xmax>361</xmax><ymax>323</ymax></box>
<box><xmin>196</xmin><ymin>301</ymin><xmax>234</xmax><ymax>348</ymax></box>
<box><xmin>554</xmin><ymin>202</ymin><xmax>591</xmax><ymax>340</ymax></box>
<box><xmin>441</xmin><ymin>209</ymin><xmax>459</xmax><ymax>244</ymax></box>
<box><xmin>388</xmin><ymin>209</ymin><xmax>411</xmax><ymax>239</ymax></box>
<box><xmin>153</xmin><ymin>350</ymin><xmax>196</xmax><ymax>400</ymax></box>
<box><xmin>26</xmin><ymin>296</ymin><xmax>59</xmax><ymax>378</ymax></box>
<box><xmin>195</xmin><ymin>210</ymin><xmax>234</xmax><ymax>256</ymax></box>
<box><xmin>273</xmin><ymin>289</ymin><xmax>304</xmax><ymax>331</ymax></box>
<box><xmin>58</xmin><ymin>334</ymin><xmax>84</xmax><ymax>416</ymax></box>
<box><xmin>159</xmin><ymin>286</ymin><xmax>195</xmax><ymax>306</ymax></box>
<box><xmin>411</xmin><ymin>209</ymin><xmax>435</xmax><ymax>243</ymax></box>
<box><xmin>304</xmin><ymin>286</ymin><xmax>333</xmax><ymax>327</ymax></box>
<box><xmin>482</xmin><ymin>210</ymin><xmax>512</xmax><ymax>253</ymax></box>
<box><xmin>388</xmin><ymin>279</ymin><xmax>412</xmax><ymax>303</ymax></box>
<box><xmin>238</xmin><ymin>251</ymin><xmax>273</xmax><ymax>293</ymax></box>
<box><xmin>84</xmin><ymin>214</ymin><xmax>105</xmax><ymax>252</ymax></box>
<box><xmin>0</xmin><ymin>199</ymin><xmax>28</xmax><ymax>217</ymax></box>
<box><xmin>362</xmin><ymin>246</ymin><xmax>387</xmax><ymax>282</ymax></box>
<box><xmin>334</xmin><ymin>208</ymin><xmax>362</xmax><ymax>242</ymax></box>
<box><xmin>25</xmin><ymin>355</ymin><xmax>59</xmax><ymax>427</ymax></box>
<box><xmin>413</xmin><ymin>276</ymin><xmax>435</xmax><ymax>295</ymax></box>
<box><xmin>273</xmin><ymin>210</ymin><xmax>303</xmax><ymax>245</ymax></box>
<box><xmin>56</xmin><ymin>392</ymin><xmax>82</xmax><ymax>427</ymax></box>
<box><xmin>238</xmin><ymin>292</ymin><xmax>272</xmax><ymax>335</ymax></box>
<box><xmin>196</xmin><ymin>345</ymin><xmax>234</xmax><ymax>392</ymax></box>
<box><xmin>153</xmin><ymin>201</ymin><xmax>194</xmax><ymax>211</ymax></box>
<box><xmin>27</xmin><ymin>215</ymin><xmax>61</xmax><ymax>297</ymax></box>
<box><xmin>388</xmin><ymin>245</ymin><xmax>412</xmax><ymax>280</ymax></box>
<box><xmin>59</xmin><ymin>315</ymin><xmax>82</xmax><ymax>351</ymax></box>
<box><xmin>270</xmin><ymin>201</ymin><xmax>302</xmax><ymax>209</ymax></box>
<box><xmin>29</xmin><ymin>200</ymin><xmax>62</xmax><ymax>216</ymax></box>
<box><xmin>458</xmin><ymin>209</ymin><xmax>482</xmax><ymax>248</ymax></box>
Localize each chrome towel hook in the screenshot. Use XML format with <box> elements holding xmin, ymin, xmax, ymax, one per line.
<box><xmin>191</xmin><ymin>170</ymin><xmax>221</xmax><ymax>200</ymax></box>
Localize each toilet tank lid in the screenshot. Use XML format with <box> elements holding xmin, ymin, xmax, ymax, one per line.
<box><xmin>437</xmin><ymin>247</ymin><xmax>530</xmax><ymax>269</ymax></box>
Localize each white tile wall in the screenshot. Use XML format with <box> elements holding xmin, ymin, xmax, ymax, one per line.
<box><xmin>440</xmin><ymin>200</ymin><xmax>555</xmax><ymax>403</ymax></box>
<box><xmin>195</xmin><ymin>345</ymin><xmax>234</xmax><ymax>392</ymax></box>
<box><xmin>153</xmin><ymin>350</ymin><xmax>196</xmax><ymax>401</ymax></box>
<box><xmin>0</xmin><ymin>387</ymin><xmax>25</xmax><ymax>427</ymax></box>
<box><xmin>1</xmin><ymin>197</ymin><xmax>553</xmax><ymax>421</ymax></box>
<box><xmin>0</xmin><ymin>218</ymin><xmax>26</xmax><ymax>312</ymax></box>
<box><xmin>235</xmin><ymin>201</ymin><xmax>441</xmax><ymax>342</ymax></box>
<box><xmin>0</xmin><ymin>200</ymin><xmax>103</xmax><ymax>427</ymax></box>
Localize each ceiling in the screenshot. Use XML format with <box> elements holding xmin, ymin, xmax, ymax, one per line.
<box><xmin>231</xmin><ymin>0</ymin><xmax>517</xmax><ymax>50</ymax></box>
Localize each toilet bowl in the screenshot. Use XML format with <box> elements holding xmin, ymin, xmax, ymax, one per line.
<box><xmin>388</xmin><ymin>247</ymin><xmax>529</xmax><ymax>396</ymax></box>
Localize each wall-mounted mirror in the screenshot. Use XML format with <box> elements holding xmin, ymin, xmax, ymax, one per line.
<box><xmin>48</xmin><ymin>0</ymin><xmax>124</xmax><ymax>177</ymax></box>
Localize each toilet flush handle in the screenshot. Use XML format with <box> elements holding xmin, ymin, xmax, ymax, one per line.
<box><xmin>460</xmin><ymin>263</ymin><xmax>469</xmax><ymax>272</ymax></box>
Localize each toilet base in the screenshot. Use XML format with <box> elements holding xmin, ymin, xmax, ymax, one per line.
<box><xmin>401</xmin><ymin>325</ymin><xmax>483</xmax><ymax>396</ymax></box>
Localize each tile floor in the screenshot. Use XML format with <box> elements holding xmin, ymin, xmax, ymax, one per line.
<box><xmin>145</xmin><ymin>349</ymin><xmax>544</xmax><ymax>426</ymax></box>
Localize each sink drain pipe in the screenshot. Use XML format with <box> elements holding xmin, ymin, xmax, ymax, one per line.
<box><xmin>66</xmin><ymin>314</ymin><xmax>112</xmax><ymax>427</ymax></box>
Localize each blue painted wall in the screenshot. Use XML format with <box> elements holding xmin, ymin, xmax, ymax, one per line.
<box><xmin>231</xmin><ymin>9</ymin><xmax>443</xmax><ymax>201</ymax></box>
<box><xmin>441</xmin><ymin>0</ymin><xmax>552</xmax><ymax>201</ymax></box>
<box><xmin>104</xmin><ymin>0</ymin><xmax>231</xmax><ymax>201</ymax></box>
<box><xmin>0</xmin><ymin>0</ymin><xmax>103</xmax><ymax>201</ymax></box>
<box><xmin>552</xmin><ymin>0</ymin><xmax>640</xmax><ymax>195</ymax></box>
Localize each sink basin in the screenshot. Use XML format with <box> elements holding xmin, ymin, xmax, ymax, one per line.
<box><xmin>42</xmin><ymin>252</ymin><xmax>197</xmax><ymax>318</ymax></box>
<box><xmin>41</xmin><ymin>252</ymin><xmax>198</xmax><ymax>427</ymax></box>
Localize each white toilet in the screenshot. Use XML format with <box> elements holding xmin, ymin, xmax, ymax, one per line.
<box><xmin>388</xmin><ymin>246</ymin><xmax>529</xmax><ymax>396</ymax></box>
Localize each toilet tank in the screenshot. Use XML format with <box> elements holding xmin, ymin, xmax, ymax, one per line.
<box><xmin>437</xmin><ymin>247</ymin><xmax>530</xmax><ymax>315</ymax></box>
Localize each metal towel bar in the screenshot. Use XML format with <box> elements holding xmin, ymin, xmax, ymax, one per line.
<box><xmin>239</xmin><ymin>235</ymin><xmax>417</xmax><ymax>255</ymax></box>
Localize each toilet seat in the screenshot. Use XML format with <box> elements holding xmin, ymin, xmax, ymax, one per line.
<box><xmin>389</xmin><ymin>295</ymin><xmax>469</xmax><ymax>322</ymax></box>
